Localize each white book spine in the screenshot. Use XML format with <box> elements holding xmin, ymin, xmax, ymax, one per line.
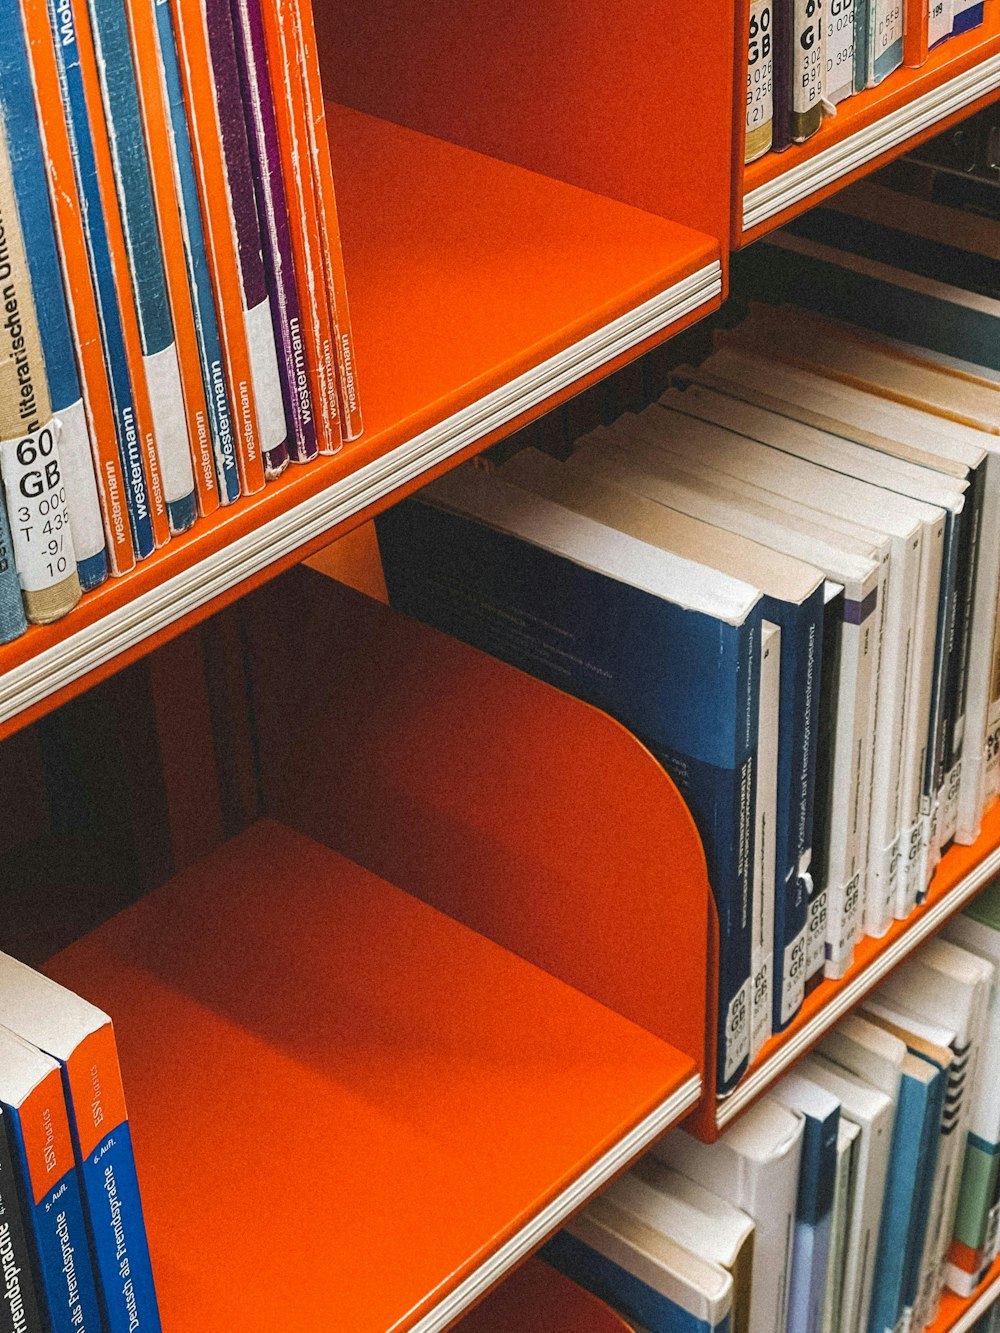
<box><xmin>754</xmin><ymin>622</ymin><xmax>781</xmax><ymax>1058</ymax></box>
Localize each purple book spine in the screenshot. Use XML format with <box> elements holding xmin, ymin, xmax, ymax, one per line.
<box><xmin>203</xmin><ymin>0</ymin><xmax>289</xmax><ymax>476</ymax></box>
<box><xmin>230</xmin><ymin>0</ymin><xmax>317</xmax><ymax>463</ymax></box>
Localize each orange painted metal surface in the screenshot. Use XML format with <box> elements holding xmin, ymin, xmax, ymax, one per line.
<box><xmin>245</xmin><ymin>569</ymin><xmax>712</xmax><ymax>1067</ymax></box>
<box><xmin>928</xmin><ymin>1256</ymin><xmax>1000</xmax><ymax>1330</ymax></box>
<box><xmin>455</xmin><ymin>1259</ymin><xmax>636</xmax><ymax>1332</ymax></box>
<box><xmin>0</xmin><ymin>104</ymin><xmax>720</xmax><ymax>745</ymax></box>
<box><xmin>733</xmin><ymin>2</ymin><xmax>1000</xmax><ymax>244</ymax></box>
<box><xmin>44</xmin><ymin>821</ymin><xmax>696</xmax><ymax>1331</ymax></box>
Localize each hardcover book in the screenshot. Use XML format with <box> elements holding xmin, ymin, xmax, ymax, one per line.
<box><xmin>0</xmin><ymin>1109</ymin><xmax>44</xmax><ymax>1333</ymax></box>
<box><xmin>745</xmin><ymin>0</ymin><xmax>774</xmax><ymax>161</ymax></box>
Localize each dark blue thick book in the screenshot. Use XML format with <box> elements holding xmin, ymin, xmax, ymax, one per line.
<box><xmin>0</xmin><ymin>0</ymin><xmax>108</xmax><ymax>591</ymax></box>
<box><xmin>377</xmin><ymin>464</ymin><xmax>763</xmax><ymax>1095</ymax></box>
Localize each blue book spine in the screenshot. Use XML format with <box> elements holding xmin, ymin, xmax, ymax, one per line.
<box><xmin>920</xmin><ymin>511</ymin><xmax>961</xmax><ymax>895</ymax></box>
<box><xmin>45</xmin><ymin>0</ymin><xmax>156</xmax><ymax>561</ymax></box>
<box><xmin>377</xmin><ymin>496</ymin><xmax>759</xmax><ymax>1094</ymax></box>
<box><xmin>853</xmin><ymin>0</ymin><xmax>869</xmax><ymax>90</ymax></box>
<box><xmin>788</xmin><ymin>1104</ymin><xmax>839</xmax><ymax>1333</ymax></box>
<box><xmin>0</xmin><ymin>494</ymin><xmax>26</xmax><ymax>644</ymax></box>
<box><xmin>0</xmin><ymin>0</ymin><xmax>108</xmax><ymax>592</ymax></box>
<box><xmin>868</xmin><ymin>1073</ymin><xmax>932</xmax><ymax>1333</ymax></box>
<box><xmin>5</xmin><ymin>1108</ymin><xmax>101</xmax><ymax>1333</ymax></box>
<box><xmin>152</xmin><ymin>0</ymin><xmax>240</xmax><ymax>506</ymax></box>
<box><xmin>543</xmin><ymin>1232</ymin><xmax>731</xmax><ymax>1333</ymax></box>
<box><xmin>952</xmin><ymin>0</ymin><xmax>984</xmax><ymax>33</ymax></box>
<box><xmin>761</xmin><ymin>586</ymin><xmax>825</xmax><ymax>1028</ymax></box>
<box><xmin>84</xmin><ymin>0</ymin><xmax>196</xmax><ymax>534</ymax></box>
<box><xmin>899</xmin><ymin>1068</ymin><xmax>945</xmax><ymax>1311</ymax></box>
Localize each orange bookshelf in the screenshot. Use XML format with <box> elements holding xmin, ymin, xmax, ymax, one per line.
<box><xmin>454</xmin><ymin>1259</ymin><xmax>637</xmax><ymax>1332</ymax></box>
<box><xmin>735</xmin><ymin>0</ymin><xmax>1000</xmax><ymax>243</ymax></box>
<box><xmin>931</xmin><ymin>1258</ymin><xmax>1000</xmax><ymax>1332</ymax></box>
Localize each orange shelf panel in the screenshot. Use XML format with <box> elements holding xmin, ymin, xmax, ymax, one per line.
<box><xmin>688</xmin><ymin>801</ymin><xmax>1000</xmax><ymax>1138</ymax></box>
<box><xmin>455</xmin><ymin>1259</ymin><xmax>636</xmax><ymax>1332</ymax></box>
<box><xmin>43</xmin><ymin>820</ymin><xmax>699</xmax><ymax>1333</ymax></box>
<box><xmin>0</xmin><ymin>104</ymin><xmax>721</xmax><ymax>743</ymax></box>
<box><xmin>929</xmin><ymin>1257</ymin><xmax>1000</xmax><ymax>1332</ymax></box>
<box><xmin>736</xmin><ymin>1</ymin><xmax>1000</xmax><ymax>243</ymax></box>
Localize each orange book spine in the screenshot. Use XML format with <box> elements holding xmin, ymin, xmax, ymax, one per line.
<box><xmin>171</xmin><ymin>0</ymin><xmax>267</xmax><ymax>495</ymax></box>
<box><xmin>294</xmin><ymin>0</ymin><xmax>363</xmax><ymax>442</ymax></box>
<box><xmin>259</xmin><ymin>0</ymin><xmax>342</xmax><ymax>455</ymax></box>
<box><xmin>123</xmin><ymin>0</ymin><xmax>219</xmax><ymax>517</ymax></box>
<box><xmin>70</xmin><ymin>0</ymin><xmax>171</xmax><ymax>548</ymax></box>
<box><xmin>904</xmin><ymin>0</ymin><xmax>931</xmax><ymax>66</ymax></box>
<box><xmin>19</xmin><ymin>0</ymin><xmax>137</xmax><ymax>575</ymax></box>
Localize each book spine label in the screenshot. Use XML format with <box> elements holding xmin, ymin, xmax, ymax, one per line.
<box><xmin>232</xmin><ymin>0</ymin><xmax>317</xmax><ymax>464</ymax></box>
<box><xmin>791</xmin><ymin>0</ymin><xmax>824</xmax><ymax>140</ymax></box>
<box><xmin>929</xmin><ymin>0</ymin><xmax>954</xmax><ymax>43</ymax></box>
<box><xmin>61</xmin><ymin>1026</ymin><xmax>160</xmax><ymax>1333</ymax></box>
<box><xmin>203</xmin><ymin>0</ymin><xmax>289</xmax><ymax>478</ymax></box>
<box><xmin>827</xmin><ymin>0</ymin><xmax>856</xmax><ymax>99</ymax></box>
<box><xmin>10</xmin><ymin>1076</ymin><xmax>102</xmax><ymax>1333</ymax></box>
<box><xmin>0</xmin><ymin>1115</ymin><xmax>44</xmax><ymax>1333</ymax></box>
<box><xmin>869</xmin><ymin>0</ymin><xmax>903</xmax><ymax>82</ymax></box>
<box><xmin>0</xmin><ymin>24</ymin><xmax>107</xmax><ymax>591</ymax></box>
<box><xmin>0</xmin><ymin>425</ymin><xmax>80</xmax><ymax>601</ymax></box>
<box><xmin>85</xmin><ymin>0</ymin><xmax>196</xmax><ymax>531</ymax></box>
<box><xmin>153</xmin><ymin>0</ymin><xmax>239</xmax><ymax>504</ymax></box>
<box><xmin>746</xmin><ymin>0</ymin><xmax>774</xmax><ymax>162</ymax></box>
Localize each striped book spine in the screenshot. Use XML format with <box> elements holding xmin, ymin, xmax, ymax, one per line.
<box><xmin>0</xmin><ymin>118</ymin><xmax>81</xmax><ymax>624</ymax></box>
<box><xmin>38</xmin><ymin>0</ymin><xmax>167</xmax><ymax>556</ymax></box>
<box><xmin>170</xmin><ymin>0</ymin><xmax>266</xmax><ymax>496</ymax></box>
<box><xmin>0</xmin><ymin>0</ymin><xmax>107</xmax><ymax>592</ymax></box>
<box><xmin>18</xmin><ymin>0</ymin><xmax>134</xmax><ymax>576</ymax></box>
<box><xmin>203</xmin><ymin>0</ymin><xmax>289</xmax><ymax>479</ymax></box>
<box><xmin>232</xmin><ymin>0</ymin><xmax>318</xmax><ymax>464</ymax></box>
<box><xmin>82</xmin><ymin>0</ymin><xmax>198</xmax><ymax>534</ymax></box>
<box><xmin>258</xmin><ymin>0</ymin><xmax>342</xmax><ymax>454</ymax></box>
<box><xmin>124</xmin><ymin>0</ymin><xmax>219</xmax><ymax>519</ymax></box>
<box><xmin>296</xmin><ymin>0</ymin><xmax>363</xmax><ymax>441</ymax></box>
<box><xmin>153</xmin><ymin>0</ymin><xmax>240</xmax><ymax>504</ymax></box>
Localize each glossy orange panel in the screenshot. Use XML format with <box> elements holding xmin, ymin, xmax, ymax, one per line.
<box><xmin>319</xmin><ymin>0</ymin><xmax>736</xmax><ymax>249</ymax></box>
<box><xmin>0</xmin><ymin>104</ymin><xmax>720</xmax><ymax>744</ymax></box>
<box><xmin>735</xmin><ymin>3</ymin><xmax>1000</xmax><ymax>243</ymax></box>
<box><xmin>44</xmin><ymin>821</ymin><xmax>696</xmax><ymax>1331</ymax></box>
<box><xmin>456</xmin><ymin>1259</ymin><xmax>635</xmax><ymax>1332</ymax></box>
<box><xmin>927</xmin><ymin>1255</ymin><xmax>1000</xmax><ymax>1330</ymax></box>
<box><xmin>245</xmin><ymin>569</ymin><xmax>711</xmax><ymax>1070</ymax></box>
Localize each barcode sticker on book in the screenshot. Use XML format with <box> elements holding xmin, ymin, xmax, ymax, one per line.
<box><xmin>746</xmin><ymin>0</ymin><xmax>773</xmax><ymax>133</ymax></box>
<box><xmin>793</xmin><ymin>0</ymin><xmax>824</xmax><ymax>113</ymax></box>
<box><xmin>781</xmin><ymin>924</ymin><xmax>808</xmax><ymax>1025</ymax></box>
<box><xmin>826</xmin><ymin>0</ymin><xmax>855</xmax><ymax>86</ymax></box>
<box><xmin>0</xmin><ymin>421</ymin><xmax>77</xmax><ymax>591</ymax></box>
<box><xmin>873</xmin><ymin>0</ymin><xmax>903</xmax><ymax>59</ymax></box>
<box><xmin>807</xmin><ymin>885</ymin><xmax>827</xmax><ymax>979</ymax></box>
<box><xmin>724</xmin><ymin>980</ymin><xmax>751</xmax><ymax>1084</ymax></box>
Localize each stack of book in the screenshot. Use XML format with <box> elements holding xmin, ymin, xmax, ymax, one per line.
<box><xmin>0</xmin><ymin>951</ymin><xmax>157</xmax><ymax>1333</ymax></box>
<box><xmin>376</xmin><ymin>201</ymin><xmax>1000</xmax><ymax>1095</ymax></box>
<box><xmin>0</xmin><ymin>0</ymin><xmax>361</xmax><ymax>645</ymax></box>
<box><xmin>743</xmin><ymin>0</ymin><xmax>985</xmax><ymax>162</ymax></box>
<box><xmin>543</xmin><ymin>885</ymin><xmax>1000</xmax><ymax>1333</ymax></box>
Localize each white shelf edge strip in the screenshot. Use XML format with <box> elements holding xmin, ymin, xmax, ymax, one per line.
<box><xmin>743</xmin><ymin>52</ymin><xmax>1000</xmax><ymax>230</ymax></box>
<box><xmin>717</xmin><ymin>840</ymin><xmax>1000</xmax><ymax>1128</ymax></box>
<box><xmin>409</xmin><ymin>1072</ymin><xmax>703</xmax><ymax>1333</ymax></box>
<box><xmin>0</xmin><ymin>261</ymin><xmax>721</xmax><ymax>727</ymax></box>
<box><xmin>949</xmin><ymin>1271</ymin><xmax>1000</xmax><ymax>1333</ymax></box>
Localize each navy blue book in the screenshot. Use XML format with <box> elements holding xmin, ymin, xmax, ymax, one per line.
<box><xmin>377</xmin><ymin>464</ymin><xmax>763</xmax><ymax>1095</ymax></box>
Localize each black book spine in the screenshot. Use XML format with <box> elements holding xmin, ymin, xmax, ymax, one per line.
<box><xmin>0</xmin><ymin>1112</ymin><xmax>45</xmax><ymax>1333</ymax></box>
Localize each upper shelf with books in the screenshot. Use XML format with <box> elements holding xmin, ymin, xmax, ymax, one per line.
<box><xmin>36</xmin><ymin>569</ymin><xmax>712</xmax><ymax>1331</ymax></box>
<box><xmin>736</xmin><ymin>0</ymin><xmax>1000</xmax><ymax>244</ymax></box>
<box><xmin>0</xmin><ymin>103</ymin><xmax>722</xmax><ymax>744</ymax></box>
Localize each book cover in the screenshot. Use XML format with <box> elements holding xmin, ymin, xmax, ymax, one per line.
<box><xmin>81</xmin><ymin>0</ymin><xmax>198</xmax><ymax>534</ymax></box>
<box><xmin>822</xmin><ymin>1118</ymin><xmax>861</xmax><ymax>1333</ymax></box>
<box><xmin>256</xmin><ymin>0</ymin><xmax>342</xmax><ymax>454</ymax></box>
<box><xmin>231</xmin><ymin>0</ymin><xmax>318</xmax><ymax>465</ymax></box>
<box><xmin>754</xmin><ymin>621</ymin><xmax>781</xmax><ymax>1056</ymax></box>
<box><xmin>746</xmin><ymin>0</ymin><xmax>774</xmax><ymax>162</ymax></box>
<box><xmin>123</xmin><ymin>0</ymin><xmax>220</xmax><ymax>520</ymax></box>
<box><xmin>0</xmin><ymin>1109</ymin><xmax>44</xmax><ymax>1333</ymax></box>
<box><xmin>771</xmin><ymin>0</ymin><xmax>793</xmax><ymax>149</ymax></box>
<box><xmin>152</xmin><ymin>0</ymin><xmax>241</xmax><ymax>505</ymax></box>
<box><xmin>202</xmin><ymin>0</ymin><xmax>288</xmax><ymax>479</ymax></box>
<box><xmin>771</xmin><ymin>1070</ymin><xmax>841</xmax><ymax>1333</ymax></box>
<box><xmin>655</xmin><ymin>1099</ymin><xmax>804</xmax><ymax>1333</ymax></box>
<box><xmin>827</xmin><ymin>0</ymin><xmax>857</xmax><ymax>101</ymax></box>
<box><xmin>0</xmin><ymin>118</ymin><xmax>82</xmax><ymax>626</ymax></box>
<box><xmin>544</xmin><ymin>1195</ymin><xmax>735</xmax><ymax>1333</ymax></box>
<box><xmin>0</xmin><ymin>2</ymin><xmax>107</xmax><ymax>593</ymax></box>
<box><xmin>811</xmin><ymin>581</ymin><xmax>844</xmax><ymax>982</ymax></box>
<box><xmin>951</xmin><ymin>0</ymin><xmax>984</xmax><ymax>35</ymax></box>
<box><xmin>0</xmin><ymin>1028</ymin><xmax>101</xmax><ymax>1333</ymax></box>
<box><xmin>791</xmin><ymin>0</ymin><xmax>825</xmax><ymax>141</ymax></box>
<box><xmin>0</xmin><ymin>954</ymin><xmax>161</xmax><ymax>1333</ymax></box>
<box><xmin>867</xmin><ymin>0</ymin><xmax>903</xmax><ymax>83</ymax></box>
<box><xmin>377</xmin><ymin>465</ymin><xmax>762</xmax><ymax>1096</ymax></box>
<box><xmin>42</xmin><ymin>0</ymin><xmax>169</xmax><ymax>556</ymax></box>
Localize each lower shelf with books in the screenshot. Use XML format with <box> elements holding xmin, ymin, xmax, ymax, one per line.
<box><xmin>0</xmin><ymin>104</ymin><xmax>721</xmax><ymax>746</ymax></box>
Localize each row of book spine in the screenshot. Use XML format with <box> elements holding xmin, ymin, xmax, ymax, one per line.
<box><xmin>544</xmin><ymin>887</ymin><xmax>1000</xmax><ymax>1333</ymax></box>
<box><xmin>0</xmin><ymin>951</ymin><xmax>158</xmax><ymax>1333</ymax></box>
<box><xmin>374</xmin><ymin>175</ymin><xmax>1000</xmax><ymax>1099</ymax></box>
<box><xmin>0</xmin><ymin>0</ymin><xmax>361</xmax><ymax>647</ymax></box>
<box><xmin>744</xmin><ymin>0</ymin><xmax>985</xmax><ymax>164</ymax></box>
